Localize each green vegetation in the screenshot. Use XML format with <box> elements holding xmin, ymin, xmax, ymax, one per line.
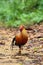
<box><xmin>0</xmin><ymin>0</ymin><xmax>43</xmax><ymax>27</ymax></box>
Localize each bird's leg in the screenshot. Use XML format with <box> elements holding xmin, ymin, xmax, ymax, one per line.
<box><xmin>19</xmin><ymin>46</ymin><xmax>21</xmax><ymax>55</ymax></box>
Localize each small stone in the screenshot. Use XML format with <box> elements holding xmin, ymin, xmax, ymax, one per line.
<box><xmin>40</xmin><ymin>45</ymin><xmax>43</xmax><ymax>48</ymax></box>
<box><xmin>25</xmin><ymin>57</ymin><xmax>29</xmax><ymax>61</ymax></box>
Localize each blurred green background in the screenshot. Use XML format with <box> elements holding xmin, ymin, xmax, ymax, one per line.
<box><xmin>0</xmin><ymin>0</ymin><xmax>43</xmax><ymax>27</ymax></box>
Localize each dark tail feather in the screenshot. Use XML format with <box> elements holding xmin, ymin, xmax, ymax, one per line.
<box><xmin>11</xmin><ymin>37</ymin><xmax>15</xmax><ymax>50</ymax></box>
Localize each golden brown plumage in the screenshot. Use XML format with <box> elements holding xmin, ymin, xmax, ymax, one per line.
<box><xmin>11</xmin><ymin>25</ymin><xmax>28</xmax><ymax>54</ymax></box>
<box><xmin>15</xmin><ymin>29</ymin><xmax>28</xmax><ymax>45</ymax></box>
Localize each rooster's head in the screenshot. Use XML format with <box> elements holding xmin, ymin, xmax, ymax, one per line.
<box><xmin>19</xmin><ymin>25</ymin><xmax>24</xmax><ymax>32</ymax></box>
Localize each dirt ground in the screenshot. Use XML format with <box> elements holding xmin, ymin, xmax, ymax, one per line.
<box><xmin>0</xmin><ymin>23</ymin><xmax>43</xmax><ymax>65</ymax></box>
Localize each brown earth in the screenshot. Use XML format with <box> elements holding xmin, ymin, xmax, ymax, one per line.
<box><xmin>0</xmin><ymin>23</ymin><xmax>43</xmax><ymax>65</ymax></box>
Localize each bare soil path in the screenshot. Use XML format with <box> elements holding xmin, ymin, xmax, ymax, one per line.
<box><xmin>0</xmin><ymin>23</ymin><xmax>43</xmax><ymax>65</ymax></box>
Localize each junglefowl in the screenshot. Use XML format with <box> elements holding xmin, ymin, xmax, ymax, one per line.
<box><xmin>11</xmin><ymin>25</ymin><xmax>28</xmax><ymax>54</ymax></box>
